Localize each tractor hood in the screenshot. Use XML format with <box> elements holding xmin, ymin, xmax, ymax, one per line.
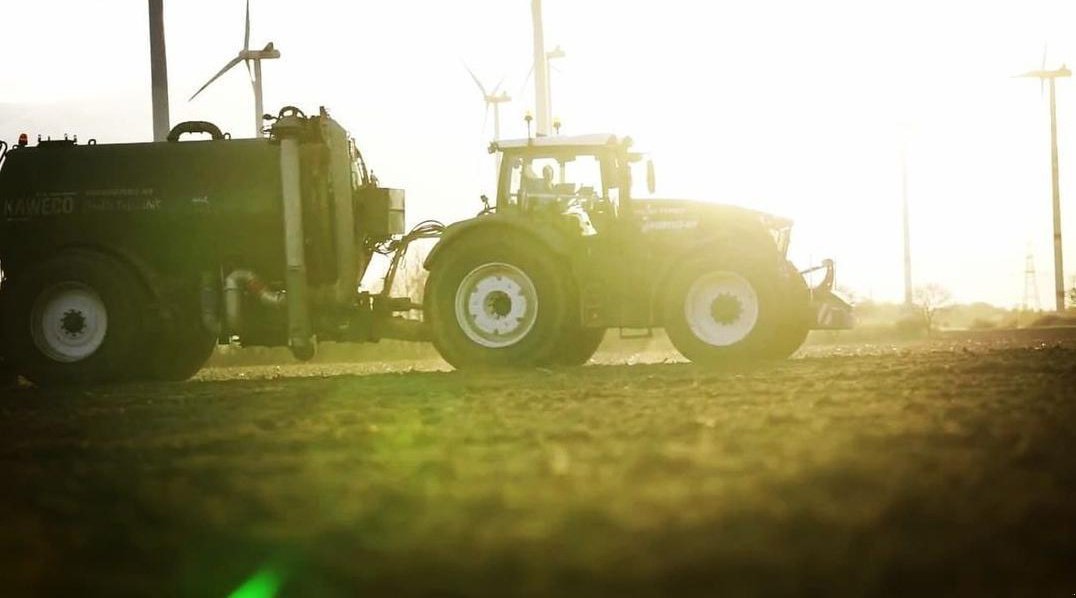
<box><xmin>633</xmin><ymin>199</ymin><xmax>793</xmax><ymax>233</ymax></box>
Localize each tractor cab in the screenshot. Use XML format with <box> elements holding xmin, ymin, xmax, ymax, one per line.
<box><xmin>490</xmin><ymin>134</ymin><xmax>652</xmax><ymax>235</ymax></box>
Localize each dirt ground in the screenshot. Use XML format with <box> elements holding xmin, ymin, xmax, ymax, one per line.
<box><xmin>1</xmin><ymin>331</ymin><xmax>1075</xmax><ymax>596</ymax></box>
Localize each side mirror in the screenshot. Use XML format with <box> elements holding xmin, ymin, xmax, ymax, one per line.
<box><xmin>646</xmin><ymin>159</ymin><xmax>656</xmax><ymax>194</ymax></box>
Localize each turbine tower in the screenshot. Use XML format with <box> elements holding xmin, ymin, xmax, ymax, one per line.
<box><xmin>190</xmin><ymin>0</ymin><xmax>280</xmax><ymax>138</ymax></box>
<box><xmin>531</xmin><ymin>0</ymin><xmax>551</xmax><ymax>136</ymax></box>
<box><xmin>1017</xmin><ymin>54</ymin><xmax>1070</xmax><ymax>312</ymax></box>
<box><xmin>147</xmin><ymin>0</ymin><xmax>170</xmax><ymax>142</ymax></box>
<box><xmin>464</xmin><ymin>66</ymin><xmax>511</xmax><ymax>140</ymax></box>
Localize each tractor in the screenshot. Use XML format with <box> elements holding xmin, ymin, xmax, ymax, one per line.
<box><xmin>423</xmin><ymin>133</ymin><xmax>853</xmax><ymax>367</ymax></box>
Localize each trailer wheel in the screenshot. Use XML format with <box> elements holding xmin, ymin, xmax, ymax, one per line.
<box><xmin>663</xmin><ymin>252</ymin><xmax>782</xmax><ymax>365</ymax></box>
<box><xmin>546</xmin><ymin>327</ymin><xmax>605</xmax><ymax>366</ymax></box>
<box><xmin>426</xmin><ymin>235</ymin><xmax>571</xmax><ymax>368</ymax></box>
<box><xmin>0</xmin><ymin>355</ymin><xmax>17</xmax><ymax>387</ymax></box>
<box><xmin>1</xmin><ymin>251</ymin><xmax>151</xmax><ymax>386</ymax></box>
<box><xmin>144</xmin><ymin>301</ymin><xmax>217</xmax><ymax>382</ymax></box>
<box><xmin>0</xmin><ymin>293</ymin><xmax>15</xmax><ymax>386</ymax></box>
<box><xmin>761</xmin><ymin>261</ymin><xmax>812</xmax><ymax>359</ymax></box>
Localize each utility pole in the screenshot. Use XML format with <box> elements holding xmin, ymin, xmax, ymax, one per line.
<box><xmin>531</xmin><ymin>0</ymin><xmax>551</xmax><ymax>136</ymax></box>
<box><xmin>900</xmin><ymin>131</ymin><xmax>913</xmax><ymax>306</ymax></box>
<box><xmin>1019</xmin><ymin>65</ymin><xmax>1070</xmax><ymax>312</ymax></box>
<box><xmin>1023</xmin><ymin>249</ymin><xmax>1041</xmax><ymax>312</ymax></box>
<box><xmin>147</xmin><ymin>0</ymin><xmax>170</xmax><ymax>142</ymax></box>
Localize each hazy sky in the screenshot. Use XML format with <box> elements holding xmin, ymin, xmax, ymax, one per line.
<box><xmin>2</xmin><ymin>0</ymin><xmax>1076</xmax><ymax>307</ymax></box>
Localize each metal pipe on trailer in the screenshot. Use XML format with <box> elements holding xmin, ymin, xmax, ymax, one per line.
<box><xmin>274</xmin><ymin>115</ymin><xmax>316</xmax><ymax>359</ymax></box>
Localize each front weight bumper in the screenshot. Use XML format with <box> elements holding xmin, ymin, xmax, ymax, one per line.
<box><xmin>802</xmin><ymin>259</ymin><xmax>855</xmax><ymax>330</ymax></box>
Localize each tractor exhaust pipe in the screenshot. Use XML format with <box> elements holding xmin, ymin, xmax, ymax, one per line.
<box><xmin>275</xmin><ymin>115</ymin><xmax>316</xmax><ymax>360</ymax></box>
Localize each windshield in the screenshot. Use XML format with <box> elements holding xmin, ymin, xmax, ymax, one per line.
<box><xmin>504</xmin><ymin>153</ymin><xmax>606</xmax><ymax>207</ymax></box>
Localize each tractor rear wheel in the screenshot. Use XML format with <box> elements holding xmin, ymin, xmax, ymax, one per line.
<box><xmin>663</xmin><ymin>251</ymin><xmax>783</xmax><ymax>366</ymax></box>
<box><xmin>1</xmin><ymin>250</ymin><xmax>151</xmax><ymax>386</ymax></box>
<box><xmin>426</xmin><ymin>235</ymin><xmax>571</xmax><ymax>369</ymax></box>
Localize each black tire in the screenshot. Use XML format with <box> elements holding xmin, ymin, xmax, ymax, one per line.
<box><xmin>0</xmin><ymin>292</ymin><xmax>15</xmax><ymax>386</ymax></box>
<box><xmin>546</xmin><ymin>327</ymin><xmax>605</xmax><ymax>366</ymax></box>
<box><xmin>426</xmin><ymin>234</ymin><xmax>572</xmax><ymax>369</ymax></box>
<box><xmin>759</xmin><ymin>261</ymin><xmax>812</xmax><ymax>359</ymax></box>
<box><xmin>0</xmin><ymin>357</ymin><xmax>17</xmax><ymax>387</ymax></box>
<box><xmin>662</xmin><ymin>249</ymin><xmax>784</xmax><ymax>366</ymax></box>
<box><xmin>1</xmin><ymin>250</ymin><xmax>152</xmax><ymax>386</ymax></box>
<box><xmin>143</xmin><ymin>297</ymin><xmax>217</xmax><ymax>382</ymax></box>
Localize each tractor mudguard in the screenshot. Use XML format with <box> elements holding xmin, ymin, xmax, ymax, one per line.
<box><xmin>648</xmin><ymin>228</ymin><xmax>782</xmax><ymax>309</ymax></box>
<box><xmin>423</xmin><ymin>214</ymin><xmax>573</xmax><ymax>271</ymax></box>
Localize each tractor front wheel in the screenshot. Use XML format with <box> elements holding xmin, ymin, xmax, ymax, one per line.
<box><xmin>663</xmin><ymin>252</ymin><xmax>782</xmax><ymax>366</ymax></box>
<box><xmin>760</xmin><ymin>261</ymin><xmax>812</xmax><ymax>359</ymax></box>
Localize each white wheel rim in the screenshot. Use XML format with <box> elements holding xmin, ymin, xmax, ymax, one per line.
<box><xmin>683</xmin><ymin>271</ymin><xmax>759</xmax><ymax>347</ymax></box>
<box><xmin>454</xmin><ymin>262</ymin><xmax>539</xmax><ymax>348</ymax></box>
<box><xmin>30</xmin><ymin>282</ymin><xmax>109</xmax><ymax>363</ymax></box>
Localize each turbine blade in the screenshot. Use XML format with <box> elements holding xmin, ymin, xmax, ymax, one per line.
<box><xmin>516</xmin><ymin>64</ymin><xmax>534</xmax><ymax>97</ymax></box>
<box><xmin>245</xmin><ymin>58</ymin><xmax>254</xmax><ymax>84</ymax></box>
<box><xmin>482</xmin><ymin>105</ymin><xmax>490</xmax><ymax>133</ymax></box>
<box><xmin>1042</xmin><ymin>43</ymin><xmax>1048</xmax><ymax>97</ymax></box>
<box><xmin>463</xmin><ymin>63</ymin><xmax>488</xmax><ymax>97</ymax></box>
<box><xmin>189</xmin><ymin>55</ymin><xmax>244</xmax><ymax>101</ymax></box>
<box><xmin>244</xmin><ymin>0</ymin><xmax>251</xmax><ymax>51</ymax></box>
<box><xmin>490</xmin><ymin>75</ymin><xmax>507</xmax><ymax>97</ymax></box>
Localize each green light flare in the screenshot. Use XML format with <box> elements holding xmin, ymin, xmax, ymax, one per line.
<box><xmin>228</xmin><ymin>567</ymin><xmax>283</xmax><ymax>598</ymax></box>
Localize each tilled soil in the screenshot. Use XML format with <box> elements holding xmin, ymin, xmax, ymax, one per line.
<box><xmin>1</xmin><ymin>332</ymin><xmax>1075</xmax><ymax>596</ymax></box>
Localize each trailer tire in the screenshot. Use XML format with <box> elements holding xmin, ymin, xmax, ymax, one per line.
<box><xmin>0</xmin><ymin>356</ymin><xmax>17</xmax><ymax>387</ymax></box>
<box><xmin>663</xmin><ymin>250</ymin><xmax>782</xmax><ymax>366</ymax></box>
<box><xmin>426</xmin><ymin>235</ymin><xmax>571</xmax><ymax>369</ymax></box>
<box><xmin>144</xmin><ymin>301</ymin><xmax>217</xmax><ymax>382</ymax></box>
<box><xmin>0</xmin><ymin>294</ymin><xmax>14</xmax><ymax>386</ymax></box>
<box><xmin>546</xmin><ymin>327</ymin><xmax>605</xmax><ymax>366</ymax></box>
<box><xmin>2</xmin><ymin>251</ymin><xmax>151</xmax><ymax>386</ymax></box>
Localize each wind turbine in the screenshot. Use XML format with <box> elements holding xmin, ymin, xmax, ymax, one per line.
<box><xmin>1017</xmin><ymin>46</ymin><xmax>1070</xmax><ymax>312</ymax></box>
<box><xmin>464</xmin><ymin>66</ymin><xmax>511</xmax><ymax>140</ymax></box>
<box><xmin>189</xmin><ymin>0</ymin><xmax>280</xmax><ymax>138</ymax></box>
